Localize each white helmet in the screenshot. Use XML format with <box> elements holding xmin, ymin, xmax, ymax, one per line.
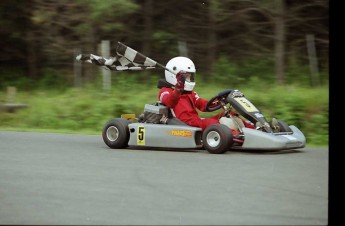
<box><xmin>165</xmin><ymin>56</ymin><xmax>196</xmax><ymax>91</ymax></box>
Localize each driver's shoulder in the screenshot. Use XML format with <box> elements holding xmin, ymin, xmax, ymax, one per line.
<box><xmin>159</xmin><ymin>87</ymin><xmax>174</xmax><ymax>93</ymax></box>
<box><xmin>191</xmin><ymin>90</ymin><xmax>202</xmax><ymax>98</ymax></box>
<box><xmin>190</xmin><ymin>90</ymin><xmax>198</xmax><ymax>95</ymax></box>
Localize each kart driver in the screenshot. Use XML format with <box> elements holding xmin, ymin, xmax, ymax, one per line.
<box><xmin>158</xmin><ymin>56</ymin><xmax>255</xmax><ymax>136</ymax></box>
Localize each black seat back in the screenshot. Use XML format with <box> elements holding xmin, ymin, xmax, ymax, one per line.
<box><xmin>157</xmin><ymin>78</ymin><xmax>172</xmax><ymax>89</ymax></box>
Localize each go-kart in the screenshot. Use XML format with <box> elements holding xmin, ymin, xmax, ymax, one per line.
<box><xmin>102</xmin><ymin>81</ymin><xmax>306</xmax><ymax>154</ymax></box>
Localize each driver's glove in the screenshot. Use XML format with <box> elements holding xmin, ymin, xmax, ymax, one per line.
<box><xmin>175</xmin><ymin>72</ymin><xmax>186</xmax><ymax>92</ymax></box>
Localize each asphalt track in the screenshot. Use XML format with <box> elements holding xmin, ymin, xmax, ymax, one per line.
<box><xmin>0</xmin><ymin>131</ymin><xmax>328</xmax><ymax>225</ymax></box>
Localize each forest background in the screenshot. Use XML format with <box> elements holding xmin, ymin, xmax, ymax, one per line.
<box><xmin>0</xmin><ymin>0</ymin><xmax>329</xmax><ymax>146</ymax></box>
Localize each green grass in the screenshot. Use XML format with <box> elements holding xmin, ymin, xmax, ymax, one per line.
<box><xmin>0</xmin><ymin>79</ymin><xmax>329</xmax><ymax>147</ymax></box>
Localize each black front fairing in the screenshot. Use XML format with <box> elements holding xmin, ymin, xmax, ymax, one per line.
<box><xmin>227</xmin><ymin>96</ymin><xmax>273</xmax><ymax>133</ymax></box>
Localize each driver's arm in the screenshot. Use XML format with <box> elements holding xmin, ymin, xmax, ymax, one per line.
<box><xmin>158</xmin><ymin>88</ymin><xmax>181</xmax><ymax>108</ymax></box>
<box><xmin>194</xmin><ymin>91</ymin><xmax>209</xmax><ymax>112</ymax></box>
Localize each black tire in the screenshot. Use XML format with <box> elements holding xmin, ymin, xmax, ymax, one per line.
<box><xmin>277</xmin><ymin>119</ymin><xmax>293</xmax><ymax>132</ymax></box>
<box><xmin>102</xmin><ymin>118</ymin><xmax>131</xmax><ymax>149</ymax></box>
<box><xmin>202</xmin><ymin>124</ymin><xmax>233</xmax><ymax>154</ymax></box>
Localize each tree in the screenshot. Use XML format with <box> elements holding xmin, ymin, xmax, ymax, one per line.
<box><xmin>274</xmin><ymin>0</ymin><xmax>286</xmax><ymax>85</ymax></box>
<box><xmin>30</xmin><ymin>0</ymin><xmax>139</xmax><ymax>82</ymax></box>
<box><xmin>0</xmin><ymin>0</ymin><xmax>328</xmax><ymax>88</ymax></box>
<box><xmin>0</xmin><ymin>0</ymin><xmax>37</xmax><ymax>79</ymax></box>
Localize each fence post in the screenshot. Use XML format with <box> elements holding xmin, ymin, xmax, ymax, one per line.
<box><xmin>6</xmin><ymin>86</ymin><xmax>16</xmax><ymax>103</ymax></box>
<box><xmin>306</xmin><ymin>34</ymin><xmax>320</xmax><ymax>87</ymax></box>
<box><xmin>178</xmin><ymin>40</ymin><xmax>188</xmax><ymax>57</ymax></box>
<box><xmin>74</xmin><ymin>48</ymin><xmax>82</xmax><ymax>87</ymax></box>
<box><xmin>101</xmin><ymin>40</ymin><xmax>111</xmax><ymax>91</ymax></box>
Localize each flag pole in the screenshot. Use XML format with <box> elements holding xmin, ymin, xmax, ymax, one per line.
<box><xmin>156</xmin><ymin>62</ymin><xmax>176</xmax><ymax>75</ymax></box>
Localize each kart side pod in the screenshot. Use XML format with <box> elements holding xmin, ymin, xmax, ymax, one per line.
<box><xmin>127</xmin><ymin>123</ymin><xmax>203</xmax><ymax>149</ymax></box>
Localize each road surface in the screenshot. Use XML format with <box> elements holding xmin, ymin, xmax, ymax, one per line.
<box><xmin>0</xmin><ymin>131</ymin><xmax>328</xmax><ymax>225</ymax></box>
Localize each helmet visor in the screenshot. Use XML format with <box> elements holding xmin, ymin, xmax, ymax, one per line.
<box><xmin>182</xmin><ymin>72</ymin><xmax>195</xmax><ymax>82</ymax></box>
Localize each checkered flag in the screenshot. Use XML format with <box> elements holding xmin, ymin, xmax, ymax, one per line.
<box><xmin>76</xmin><ymin>42</ymin><xmax>171</xmax><ymax>73</ymax></box>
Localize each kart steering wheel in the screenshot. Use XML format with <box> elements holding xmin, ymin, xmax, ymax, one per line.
<box><xmin>205</xmin><ymin>89</ymin><xmax>233</xmax><ymax>112</ymax></box>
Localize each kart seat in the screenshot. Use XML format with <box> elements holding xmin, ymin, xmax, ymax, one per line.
<box><xmin>156</xmin><ymin>102</ymin><xmax>188</xmax><ymax>126</ymax></box>
<box><xmin>166</xmin><ymin>115</ymin><xmax>189</xmax><ymax>126</ymax></box>
<box><xmin>141</xmin><ymin>101</ymin><xmax>188</xmax><ymax>126</ymax></box>
<box><xmin>157</xmin><ymin>78</ymin><xmax>172</xmax><ymax>89</ymax></box>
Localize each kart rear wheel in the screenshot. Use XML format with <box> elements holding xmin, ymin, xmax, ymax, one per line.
<box><xmin>202</xmin><ymin>124</ymin><xmax>233</xmax><ymax>154</ymax></box>
<box><xmin>102</xmin><ymin>118</ymin><xmax>131</xmax><ymax>149</ymax></box>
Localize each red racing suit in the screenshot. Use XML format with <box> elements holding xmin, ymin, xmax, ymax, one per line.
<box><xmin>158</xmin><ymin>87</ymin><xmax>255</xmax><ymax>133</ymax></box>
<box><xmin>158</xmin><ymin>87</ymin><xmax>222</xmax><ymax>131</ymax></box>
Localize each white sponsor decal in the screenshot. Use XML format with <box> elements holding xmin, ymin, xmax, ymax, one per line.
<box><xmin>160</xmin><ymin>91</ymin><xmax>169</xmax><ymax>102</ymax></box>
<box><xmin>255</xmin><ymin>113</ymin><xmax>264</xmax><ymax>118</ymax></box>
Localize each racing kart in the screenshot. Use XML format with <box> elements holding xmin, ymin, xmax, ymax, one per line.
<box><xmin>102</xmin><ymin>81</ymin><xmax>306</xmax><ymax>154</ymax></box>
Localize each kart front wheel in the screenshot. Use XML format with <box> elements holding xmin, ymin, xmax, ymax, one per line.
<box><xmin>102</xmin><ymin>118</ymin><xmax>131</xmax><ymax>149</ymax></box>
<box><xmin>277</xmin><ymin>120</ymin><xmax>293</xmax><ymax>132</ymax></box>
<box><xmin>271</xmin><ymin>119</ymin><xmax>293</xmax><ymax>132</ymax></box>
<box><xmin>202</xmin><ymin>124</ymin><xmax>233</xmax><ymax>154</ymax></box>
